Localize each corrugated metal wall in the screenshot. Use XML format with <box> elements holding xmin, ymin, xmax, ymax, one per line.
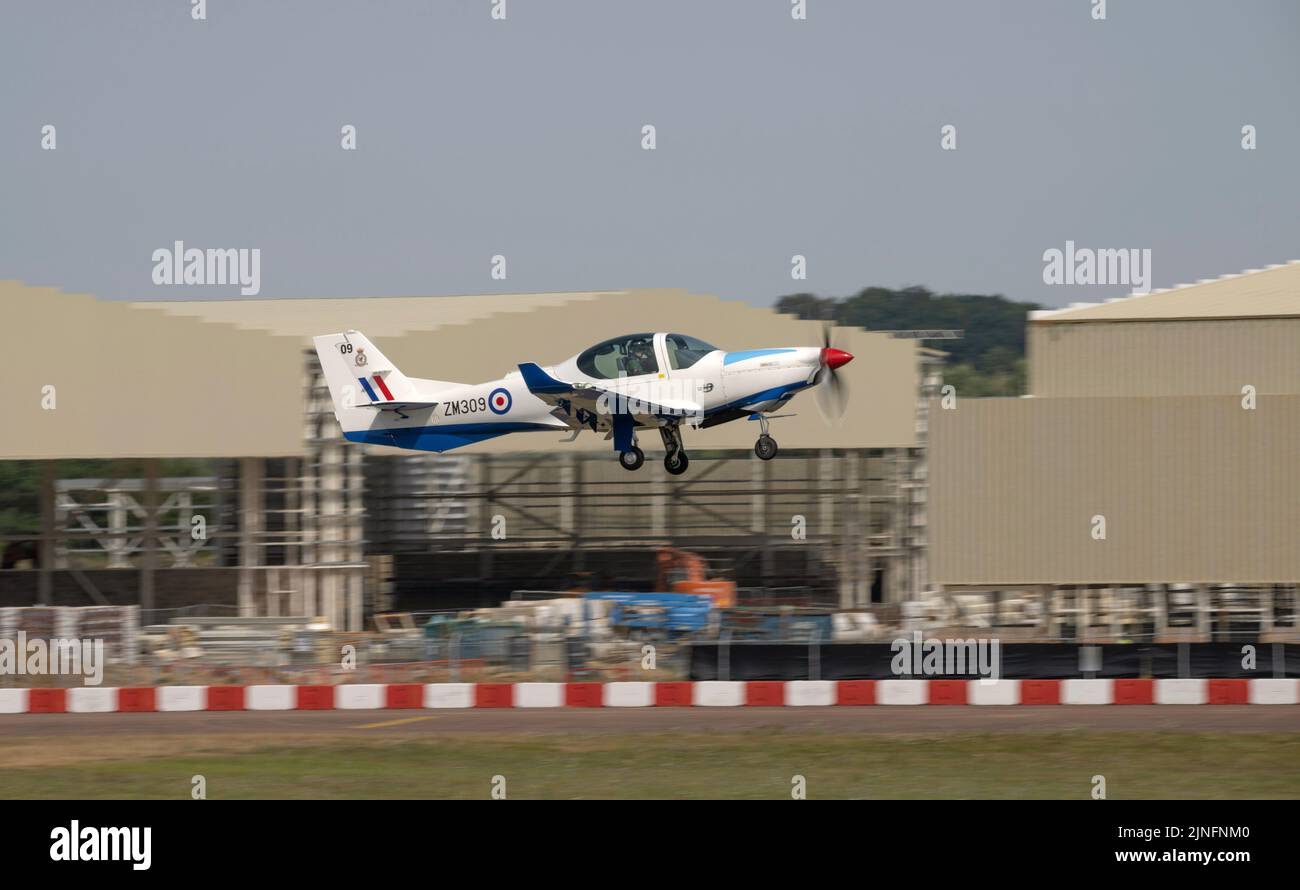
<box><xmin>1029</xmin><ymin>318</ymin><xmax>1300</xmax><ymax>397</ymax></box>
<box><xmin>929</xmin><ymin>395</ymin><xmax>1300</xmax><ymax>584</ymax></box>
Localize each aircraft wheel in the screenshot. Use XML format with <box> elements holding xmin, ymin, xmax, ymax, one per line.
<box><xmin>664</xmin><ymin>450</ymin><xmax>690</xmax><ymax>476</ymax></box>
<box><xmin>754</xmin><ymin>435</ymin><xmax>778</xmax><ymax>461</ymax></box>
<box><xmin>619</xmin><ymin>447</ymin><xmax>645</xmax><ymax>471</ymax></box>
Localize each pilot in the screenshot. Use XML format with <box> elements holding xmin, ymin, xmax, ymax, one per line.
<box><xmin>625</xmin><ymin>340</ymin><xmax>654</xmax><ymax>375</ymax></box>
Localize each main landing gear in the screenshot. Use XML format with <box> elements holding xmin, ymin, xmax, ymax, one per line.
<box><xmin>618</xmin><ymin>447</ymin><xmax>645</xmax><ymax>471</ymax></box>
<box><xmin>660</xmin><ymin>425</ymin><xmax>689</xmax><ymax>475</ymax></box>
<box><xmin>753</xmin><ymin>414</ymin><xmax>779</xmax><ymax>461</ymax></box>
<box><xmin>617</xmin><ymin>426</ymin><xmax>689</xmax><ymax>475</ymax></box>
<box><xmin>664</xmin><ymin>450</ymin><xmax>689</xmax><ymax>475</ymax></box>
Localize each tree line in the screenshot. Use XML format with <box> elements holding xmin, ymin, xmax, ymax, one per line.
<box><xmin>775</xmin><ymin>285</ymin><xmax>1038</xmax><ymax>396</ymax></box>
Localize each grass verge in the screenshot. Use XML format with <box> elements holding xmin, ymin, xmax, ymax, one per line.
<box><xmin>2</xmin><ymin>731</ymin><xmax>1298</xmax><ymax>799</ymax></box>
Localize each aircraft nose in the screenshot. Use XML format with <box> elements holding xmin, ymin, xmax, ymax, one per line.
<box><xmin>821</xmin><ymin>347</ymin><xmax>854</xmax><ymax>370</ymax></box>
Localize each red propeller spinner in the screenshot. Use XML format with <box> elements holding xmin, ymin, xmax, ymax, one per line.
<box><xmin>820</xmin><ymin>347</ymin><xmax>854</xmax><ymax>369</ymax></box>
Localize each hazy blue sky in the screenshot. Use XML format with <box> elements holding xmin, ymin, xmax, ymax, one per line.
<box><xmin>2</xmin><ymin>0</ymin><xmax>1297</xmax><ymax>307</ymax></box>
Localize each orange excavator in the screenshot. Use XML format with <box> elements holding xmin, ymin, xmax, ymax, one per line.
<box><xmin>656</xmin><ymin>547</ymin><xmax>736</xmax><ymax>607</ymax></box>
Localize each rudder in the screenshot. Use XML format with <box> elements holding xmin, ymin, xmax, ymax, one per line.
<box><xmin>313</xmin><ymin>330</ymin><xmax>420</xmax><ymax>424</ymax></box>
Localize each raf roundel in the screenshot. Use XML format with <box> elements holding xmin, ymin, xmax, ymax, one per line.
<box><xmin>488</xmin><ymin>387</ymin><xmax>512</xmax><ymax>415</ymax></box>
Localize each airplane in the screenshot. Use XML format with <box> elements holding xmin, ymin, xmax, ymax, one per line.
<box><xmin>312</xmin><ymin>330</ymin><xmax>853</xmax><ymax>475</ymax></box>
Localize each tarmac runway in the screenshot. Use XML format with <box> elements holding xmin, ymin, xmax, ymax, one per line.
<box><xmin>1</xmin><ymin>705</ymin><xmax>1296</xmax><ymax>739</ymax></box>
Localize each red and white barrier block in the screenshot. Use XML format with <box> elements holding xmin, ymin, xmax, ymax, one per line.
<box><xmin>0</xmin><ymin>678</ymin><xmax>1294</xmax><ymax>713</ymax></box>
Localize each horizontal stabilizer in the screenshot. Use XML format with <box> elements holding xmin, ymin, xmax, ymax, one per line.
<box><xmin>357</xmin><ymin>401</ymin><xmax>439</xmax><ymax>412</ymax></box>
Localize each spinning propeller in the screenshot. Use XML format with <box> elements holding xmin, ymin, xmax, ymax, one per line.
<box><xmin>814</xmin><ymin>321</ymin><xmax>854</xmax><ymax>421</ymax></box>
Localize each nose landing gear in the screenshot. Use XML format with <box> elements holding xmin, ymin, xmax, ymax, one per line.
<box><xmin>752</xmin><ymin>413</ymin><xmax>779</xmax><ymax>461</ymax></box>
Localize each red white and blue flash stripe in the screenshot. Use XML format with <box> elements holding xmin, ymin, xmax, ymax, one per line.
<box><xmin>358</xmin><ymin>375</ymin><xmax>394</xmax><ymax>402</ymax></box>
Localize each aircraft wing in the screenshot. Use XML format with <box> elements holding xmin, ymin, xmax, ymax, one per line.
<box><xmin>517</xmin><ymin>363</ymin><xmax>700</xmax><ymax>422</ymax></box>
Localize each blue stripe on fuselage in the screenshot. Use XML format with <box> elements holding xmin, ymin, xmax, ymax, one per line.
<box><xmin>344</xmin><ymin>421</ymin><xmax>554</xmax><ymax>453</ymax></box>
<box><xmin>707</xmin><ymin>380</ymin><xmax>811</xmax><ymax>415</ymax></box>
<box><xmin>357</xmin><ymin>377</ymin><xmax>379</xmax><ymax>401</ymax></box>
<box><xmin>722</xmin><ymin>348</ymin><xmax>797</xmax><ymax>366</ymax></box>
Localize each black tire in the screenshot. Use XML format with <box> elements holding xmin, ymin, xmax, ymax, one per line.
<box><xmin>664</xmin><ymin>450</ymin><xmax>690</xmax><ymax>476</ymax></box>
<box><xmin>755</xmin><ymin>435</ymin><xmax>778</xmax><ymax>461</ymax></box>
<box><xmin>619</xmin><ymin>447</ymin><xmax>645</xmax><ymax>471</ymax></box>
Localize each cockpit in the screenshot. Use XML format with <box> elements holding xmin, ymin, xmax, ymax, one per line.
<box><xmin>575</xmin><ymin>333</ymin><xmax>720</xmax><ymax>380</ymax></box>
<box><xmin>664</xmin><ymin>333</ymin><xmax>717</xmax><ymax>370</ymax></box>
<box><xmin>576</xmin><ymin>333</ymin><xmax>658</xmax><ymax>378</ymax></box>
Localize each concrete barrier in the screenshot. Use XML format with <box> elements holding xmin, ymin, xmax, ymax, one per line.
<box><xmin>336</xmin><ymin>684</ymin><xmax>385</xmax><ymax>710</ymax></box>
<box><xmin>968</xmin><ymin>679</ymin><xmax>1019</xmax><ymax>706</ymax></box>
<box><xmin>603</xmin><ymin>682</ymin><xmax>654</xmax><ymax>707</ymax></box>
<box><xmin>0</xmin><ymin>688</ymin><xmax>29</xmax><ymax>713</ymax></box>
<box><xmin>157</xmin><ymin>686</ymin><xmax>205</xmax><ymax>712</ymax></box>
<box><xmin>1155</xmin><ymin>678</ymin><xmax>1207</xmax><ymax>705</ymax></box>
<box><xmin>514</xmin><ymin>682</ymin><xmax>564</xmax><ymax>708</ymax></box>
<box><xmin>1062</xmin><ymin>679</ymin><xmax>1112</xmax><ymax>705</ymax></box>
<box><xmin>247</xmin><ymin>685</ymin><xmax>295</xmax><ymax>710</ymax></box>
<box><xmin>67</xmin><ymin>687</ymin><xmax>116</xmax><ymax>713</ymax></box>
<box><xmin>424</xmin><ymin>682</ymin><xmax>474</xmax><ymax>709</ymax></box>
<box><xmin>877</xmin><ymin>680</ymin><xmax>927</xmax><ymax>705</ymax></box>
<box><xmin>0</xmin><ymin>678</ymin><xmax>1289</xmax><ymax>715</ymax></box>
<box><xmin>1249</xmin><ymin>678</ymin><xmax>1300</xmax><ymax>705</ymax></box>
<box><xmin>693</xmin><ymin>681</ymin><xmax>744</xmax><ymax>707</ymax></box>
<box><xmin>785</xmin><ymin>680</ymin><xmax>835</xmax><ymax>706</ymax></box>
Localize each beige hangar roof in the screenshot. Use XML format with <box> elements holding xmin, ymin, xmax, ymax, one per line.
<box><xmin>1029</xmin><ymin>260</ymin><xmax>1300</xmax><ymax>324</ymax></box>
<box><xmin>128</xmin><ymin>290</ymin><xmax>616</xmax><ymax>338</ymax></box>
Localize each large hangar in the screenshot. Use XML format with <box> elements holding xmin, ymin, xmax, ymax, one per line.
<box><xmin>929</xmin><ymin>262</ymin><xmax>1300</xmax><ymax>639</ymax></box>
<box><xmin>1</xmin><ymin>281</ymin><xmax>933</xmax><ymax>628</ymax></box>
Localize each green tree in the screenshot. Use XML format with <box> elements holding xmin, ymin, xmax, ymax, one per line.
<box><xmin>775</xmin><ymin>285</ymin><xmax>1037</xmax><ymax>395</ymax></box>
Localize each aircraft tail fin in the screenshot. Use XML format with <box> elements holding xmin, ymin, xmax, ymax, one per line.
<box><xmin>312</xmin><ymin>330</ymin><xmax>430</xmax><ymax>429</ymax></box>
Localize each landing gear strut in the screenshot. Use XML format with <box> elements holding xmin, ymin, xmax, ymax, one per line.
<box><xmin>619</xmin><ymin>446</ymin><xmax>645</xmax><ymax>471</ymax></box>
<box><xmin>753</xmin><ymin>414</ymin><xmax>778</xmax><ymax>461</ymax></box>
<box><xmin>660</xmin><ymin>425</ymin><xmax>689</xmax><ymax>476</ymax></box>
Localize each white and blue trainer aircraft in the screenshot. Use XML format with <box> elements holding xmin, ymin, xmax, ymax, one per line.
<box><xmin>313</xmin><ymin>330</ymin><xmax>853</xmax><ymax>475</ymax></box>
